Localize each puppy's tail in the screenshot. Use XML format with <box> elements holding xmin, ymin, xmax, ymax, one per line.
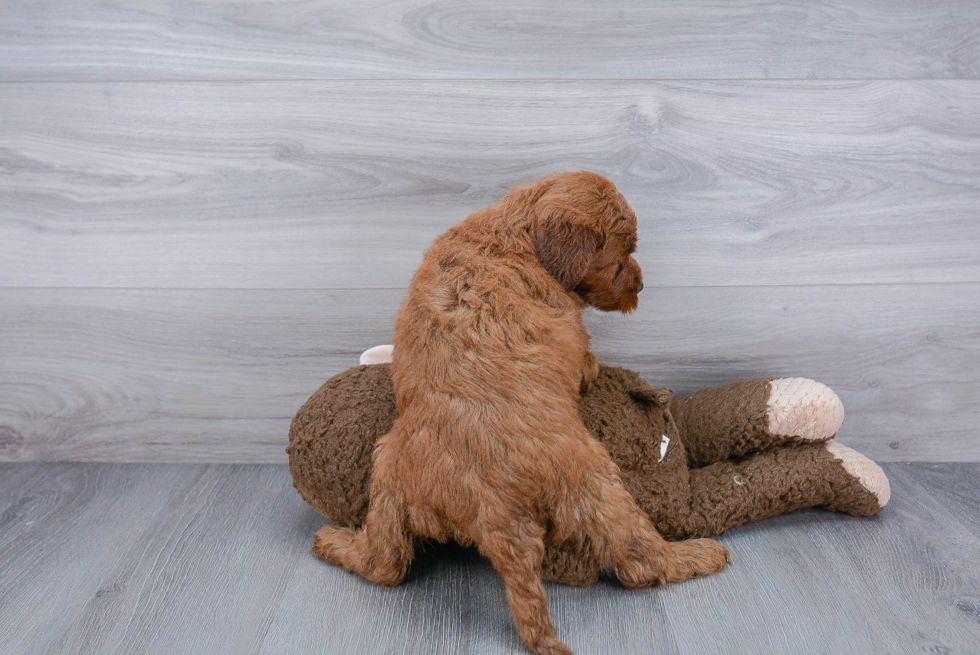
<box><xmin>478</xmin><ymin>519</ymin><xmax>573</xmax><ymax>655</ymax></box>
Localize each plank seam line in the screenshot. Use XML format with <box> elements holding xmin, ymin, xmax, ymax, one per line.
<box><xmin>1</xmin><ymin>78</ymin><xmax>980</xmax><ymax>84</ymax></box>
<box><xmin>1</xmin><ymin>281</ymin><xmax>979</xmax><ymax>292</ymax></box>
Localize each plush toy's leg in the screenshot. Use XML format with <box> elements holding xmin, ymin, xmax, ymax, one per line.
<box><xmin>681</xmin><ymin>441</ymin><xmax>890</xmax><ymax>538</ymax></box>
<box><xmin>670</xmin><ymin>377</ymin><xmax>845</xmax><ymax>467</ymax></box>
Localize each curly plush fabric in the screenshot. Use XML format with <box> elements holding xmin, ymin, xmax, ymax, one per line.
<box><xmin>669</xmin><ymin>378</ymin><xmax>776</xmax><ymax>468</ymax></box>
<box><xmin>288</xmin><ymin>364</ymin><xmax>397</xmax><ymax>527</ymax></box>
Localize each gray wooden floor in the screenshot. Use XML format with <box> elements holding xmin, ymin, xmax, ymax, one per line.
<box><xmin>1</xmin><ymin>462</ymin><xmax>978</xmax><ymax>655</ymax></box>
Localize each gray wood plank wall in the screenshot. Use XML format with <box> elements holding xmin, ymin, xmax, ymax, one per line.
<box><xmin>2</xmin><ymin>1</ymin><xmax>979</xmax><ymax>80</ymax></box>
<box><xmin>1</xmin><ymin>2</ymin><xmax>978</xmax><ymax>463</ymax></box>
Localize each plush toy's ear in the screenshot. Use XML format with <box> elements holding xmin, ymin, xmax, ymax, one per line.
<box><xmin>360</xmin><ymin>344</ymin><xmax>394</xmax><ymax>365</ymax></box>
<box><xmin>630</xmin><ymin>384</ymin><xmax>673</xmax><ymax>407</ymax></box>
<box><xmin>535</xmin><ymin>200</ymin><xmax>602</xmax><ymax>291</ymax></box>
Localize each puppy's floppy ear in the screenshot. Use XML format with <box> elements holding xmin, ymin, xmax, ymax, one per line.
<box><xmin>535</xmin><ymin>200</ymin><xmax>602</xmax><ymax>290</ymax></box>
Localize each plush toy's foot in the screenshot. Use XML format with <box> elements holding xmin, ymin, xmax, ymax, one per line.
<box><xmin>823</xmin><ymin>441</ymin><xmax>891</xmax><ymax>513</ymax></box>
<box><xmin>767</xmin><ymin>378</ymin><xmax>845</xmax><ymax>441</ymax></box>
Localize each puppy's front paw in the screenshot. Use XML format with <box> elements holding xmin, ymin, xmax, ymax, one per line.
<box><xmin>579</xmin><ymin>351</ymin><xmax>599</xmax><ymax>394</ymax></box>
<box><xmin>668</xmin><ymin>538</ymin><xmax>729</xmax><ymax>583</ymax></box>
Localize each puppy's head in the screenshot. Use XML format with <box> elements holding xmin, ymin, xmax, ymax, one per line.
<box><xmin>527</xmin><ymin>171</ymin><xmax>643</xmax><ymax>313</ymax></box>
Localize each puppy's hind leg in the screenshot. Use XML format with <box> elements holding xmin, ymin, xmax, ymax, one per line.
<box><xmin>477</xmin><ymin>518</ymin><xmax>573</xmax><ymax>655</ymax></box>
<box><xmin>314</xmin><ymin>427</ymin><xmax>414</xmax><ymax>585</ymax></box>
<box><xmin>312</xmin><ymin>486</ymin><xmax>413</xmax><ymax>586</ymax></box>
<box><xmin>592</xmin><ymin>467</ymin><xmax>729</xmax><ymax>588</ymax></box>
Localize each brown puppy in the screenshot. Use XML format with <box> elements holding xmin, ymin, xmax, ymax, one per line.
<box><xmin>313</xmin><ymin>171</ymin><xmax>729</xmax><ymax>655</ymax></box>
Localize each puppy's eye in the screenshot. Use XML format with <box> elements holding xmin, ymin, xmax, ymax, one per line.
<box><xmin>612</xmin><ymin>262</ymin><xmax>624</xmax><ymax>281</ymax></box>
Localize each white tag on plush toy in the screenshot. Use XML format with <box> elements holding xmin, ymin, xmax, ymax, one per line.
<box><xmin>659</xmin><ymin>434</ymin><xmax>670</xmax><ymax>462</ymax></box>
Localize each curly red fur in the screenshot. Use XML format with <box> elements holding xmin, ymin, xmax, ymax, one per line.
<box><xmin>312</xmin><ymin>171</ymin><xmax>728</xmax><ymax>655</ymax></box>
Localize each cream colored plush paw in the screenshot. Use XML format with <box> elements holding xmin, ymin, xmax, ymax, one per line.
<box><xmin>359</xmin><ymin>344</ymin><xmax>394</xmax><ymax>365</ymax></box>
<box><xmin>767</xmin><ymin>377</ymin><xmax>845</xmax><ymax>440</ymax></box>
<box><xmin>826</xmin><ymin>441</ymin><xmax>891</xmax><ymax>507</ymax></box>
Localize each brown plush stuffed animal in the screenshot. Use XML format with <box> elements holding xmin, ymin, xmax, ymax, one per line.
<box><xmin>288</xmin><ymin>350</ymin><xmax>889</xmax><ymax>587</ymax></box>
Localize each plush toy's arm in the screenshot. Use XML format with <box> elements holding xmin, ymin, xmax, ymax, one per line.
<box><xmin>670</xmin><ymin>377</ymin><xmax>844</xmax><ymax>468</ymax></box>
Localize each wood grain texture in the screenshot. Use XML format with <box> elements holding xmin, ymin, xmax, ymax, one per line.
<box><xmin>1</xmin><ymin>284</ymin><xmax>975</xmax><ymax>463</ymax></box>
<box><xmin>660</xmin><ymin>463</ymin><xmax>980</xmax><ymax>655</ymax></box>
<box><xmin>0</xmin><ymin>464</ymin><xmax>192</xmax><ymax>654</ymax></box>
<box><xmin>0</xmin><ymin>288</ymin><xmax>397</xmax><ymax>463</ymax></box>
<box><xmin>892</xmin><ymin>462</ymin><xmax>980</xmax><ymax>543</ymax></box>
<box><xmin>1</xmin><ymin>1</ymin><xmax>978</xmax><ymax>81</ymax></box>
<box><xmin>2</xmin><ymin>80</ymin><xmax>979</xmax><ymax>289</ymax></box>
<box><xmin>0</xmin><ymin>464</ymin><xmax>320</xmax><ymax>655</ymax></box>
<box><xmin>1</xmin><ymin>463</ymin><xmax>978</xmax><ymax>654</ymax></box>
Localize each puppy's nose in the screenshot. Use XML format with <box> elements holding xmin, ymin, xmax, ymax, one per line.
<box><xmin>638</xmin><ymin>282</ymin><xmax>644</xmax><ymax>292</ymax></box>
